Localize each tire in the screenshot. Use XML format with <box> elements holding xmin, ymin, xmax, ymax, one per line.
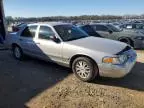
<box><xmin>120</xmin><ymin>38</ymin><xmax>133</xmax><ymax>46</ymax></box>
<box><xmin>12</xmin><ymin>45</ymin><xmax>24</xmax><ymax>60</ymax></box>
<box><xmin>72</xmin><ymin>57</ymin><xmax>98</xmax><ymax>82</ymax></box>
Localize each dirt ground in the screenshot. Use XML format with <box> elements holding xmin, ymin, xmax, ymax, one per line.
<box><xmin>0</xmin><ymin>50</ymin><xmax>144</xmax><ymax>108</ymax></box>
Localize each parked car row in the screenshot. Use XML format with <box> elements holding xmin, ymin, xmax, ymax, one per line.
<box><xmin>7</xmin><ymin>22</ymin><xmax>137</xmax><ymax>82</ymax></box>
<box><xmin>80</xmin><ymin>23</ymin><xmax>144</xmax><ymax>49</ymax></box>
<box><xmin>119</xmin><ymin>23</ymin><xmax>144</xmax><ymax>34</ymax></box>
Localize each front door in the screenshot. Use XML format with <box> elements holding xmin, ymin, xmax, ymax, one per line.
<box><xmin>95</xmin><ymin>25</ymin><xmax>116</xmax><ymax>40</ymax></box>
<box><xmin>94</xmin><ymin>25</ymin><xmax>111</xmax><ymax>39</ymax></box>
<box><xmin>36</xmin><ymin>25</ymin><xmax>63</xmax><ymax>63</ymax></box>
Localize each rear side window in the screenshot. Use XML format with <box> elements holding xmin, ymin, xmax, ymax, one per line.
<box><xmin>94</xmin><ymin>25</ymin><xmax>108</xmax><ymax>31</ymax></box>
<box><xmin>21</xmin><ymin>25</ymin><xmax>37</xmax><ymax>38</ymax></box>
<box><xmin>38</xmin><ymin>26</ymin><xmax>55</xmax><ymax>40</ymax></box>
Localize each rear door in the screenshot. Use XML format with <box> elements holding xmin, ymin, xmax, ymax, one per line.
<box><xmin>19</xmin><ymin>25</ymin><xmax>40</xmax><ymax>56</ymax></box>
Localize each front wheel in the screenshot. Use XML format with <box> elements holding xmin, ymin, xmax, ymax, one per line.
<box><xmin>72</xmin><ymin>57</ymin><xmax>99</xmax><ymax>82</ymax></box>
<box><xmin>119</xmin><ymin>38</ymin><xmax>133</xmax><ymax>47</ymax></box>
<box><xmin>12</xmin><ymin>45</ymin><xmax>24</xmax><ymax>60</ymax></box>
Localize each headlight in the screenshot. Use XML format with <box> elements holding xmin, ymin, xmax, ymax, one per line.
<box><xmin>135</xmin><ymin>36</ymin><xmax>144</xmax><ymax>40</ymax></box>
<box><xmin>118</xmin><ymin>55</ymin><xmax>128</xmax><ymax>64</ymax></box>
<box><xmin>103</xmin><ymin>55</ymin><xmax>128</xmax><ymax>65</ymax></box>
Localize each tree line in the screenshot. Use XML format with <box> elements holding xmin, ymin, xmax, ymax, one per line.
<box><xmin>6</xmin><ymin>14</ymin><xmax>144</xmax><ymax>24</ymax></box>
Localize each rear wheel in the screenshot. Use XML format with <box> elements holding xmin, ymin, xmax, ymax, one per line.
<box><xmin>72</xmin><ymin>57</ymin><xmax>98</xmax><ymax>82</ymax></box>
<box><xmin>12</xmin><ymin>45</ymin><xmax>24</xmax><ymax>60</ymax></box>
<box><xmin>119</xmin><ymin>38</ymin><xmax>133</xmax><ymax>47</ymax></box>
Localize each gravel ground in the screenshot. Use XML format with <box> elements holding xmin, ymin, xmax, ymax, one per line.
<box><xmin>0</xmin><ymin>50</ymin><xmax>144</xmax><ymax>108</ymax></box>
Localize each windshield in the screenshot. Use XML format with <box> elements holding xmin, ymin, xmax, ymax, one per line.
<box><xmin>106</xmin><ymin>24</ymin><xmax>121</xmax><ymax>32</ymax></box>
<box><xmin>54</xmin><ymin>24</ymin><xmax>89</xmax><ymax>42</ymax></box>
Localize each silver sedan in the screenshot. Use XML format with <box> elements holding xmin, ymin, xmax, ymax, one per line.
<box><xmin>7</xmin><ymin>22</ymin><xmax>137</xmax><ymax>82</ymax></box>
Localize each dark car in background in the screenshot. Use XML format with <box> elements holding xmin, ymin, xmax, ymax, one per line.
<box><xmin>80</xmin><ymin>23</ymin><xmax>144</xmax><ymax>49</ymax></box>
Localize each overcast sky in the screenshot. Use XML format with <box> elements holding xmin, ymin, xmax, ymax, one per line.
<box><xmin>3</xmin><ymin>0</ymin><xmax>144</xmax><ymax>17</ymax></box>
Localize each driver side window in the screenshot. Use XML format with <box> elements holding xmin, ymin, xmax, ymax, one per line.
<box><xmin>38</xmin><ymin>26</ymin><xmax>55</xmax><ymax>40</ymax></box>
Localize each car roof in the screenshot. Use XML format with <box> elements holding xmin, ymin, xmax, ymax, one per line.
<box><xmin>28</xmin><ymin>22</ymin><xmax>71</xmax><ymax>27</ymax></box>
<box><xmin>122</xmin><ymin>23</ymin><xmax>144</xmax><ymax>25</ymax></box>
<box><xmin>89</xmin><ymin>23</ymin><xmax>109</xmax><ymax>26</ymax></box>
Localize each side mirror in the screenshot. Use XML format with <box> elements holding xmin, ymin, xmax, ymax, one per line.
<box><xmin>49</xmin><ymin>36</ymin><xmax>61</xmax><ymax>43</ymax></box>
<box><xmin>108</xmin><ymin>30</ymin><xmax>113</xmax><ymax>34</ymax></box>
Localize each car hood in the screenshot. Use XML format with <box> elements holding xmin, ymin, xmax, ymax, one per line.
<box><xmin>119</xmin><ymin>29</ymin><xmax>144</xmax><ymax>37</ymax></box>
<box><xmin>67</xmin><ymin>36</ymin><xmax>128</xmax><ymax>55</ymax></box>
